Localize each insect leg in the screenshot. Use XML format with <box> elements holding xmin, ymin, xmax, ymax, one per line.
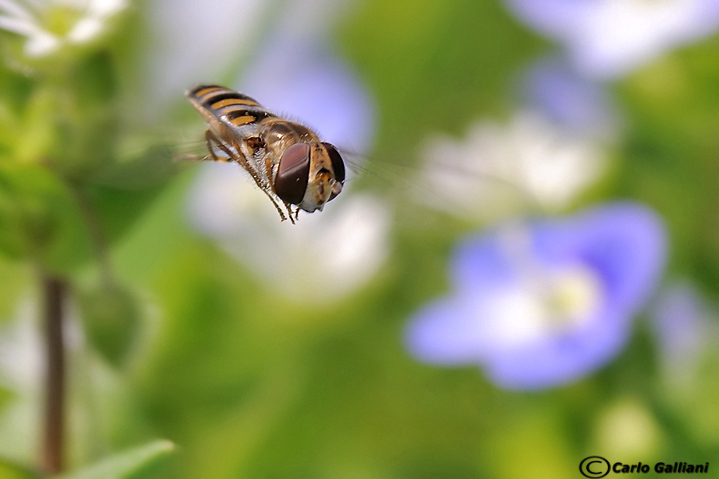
<box><xmin>204</xmin><ymin>130</ymin><xmax>232</xmax><ymax>162</ymax></box>
<box><xmin>281</xmin><ymin>201</ymin><xmax>295</xmax><ymax>221</ymax></box>
<box><xmin>206</xmin><ymin>130</ymin><xmax>292</xmax><ymax>223</ymax></box>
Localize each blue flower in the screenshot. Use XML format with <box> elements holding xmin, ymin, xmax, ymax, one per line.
<box><xmin>650</xmin><ymin>282</ymin><xmax>715</xmax><ymax>385</ymax></box>
<box><xmin>405</xmin><ymin>203</ymin><xmax>667</xmax><ymax>389</ymax></box>
<box><xmin>503</xmin><ymin>0</ymin><xmax>719</xmax><ymax>79</ymax></box>
<box><xmin>519</xmin><ymin>57</ymin><xmax>621</xmax><ymax>140</ymax></box>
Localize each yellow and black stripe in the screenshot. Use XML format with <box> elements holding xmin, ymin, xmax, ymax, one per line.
<box><xmin>187</xmin><ymin>85</ymin><xmax>275</xmax><ymax>127</ymax></box>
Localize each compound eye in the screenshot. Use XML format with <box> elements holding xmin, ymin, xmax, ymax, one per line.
<box><xmin>322</xmin><ymin>142</ymin><xmax>345</xmax><ymax>201</ymax></box>
<box><xmin>275</xmin><ymin>143</ymin><xmax>311</xmax><ymax>205</ymax></box>
<box><xmin>322</xmin><ymin>142</ymin><xmax>345</xmax><ymax>183</ymax></box>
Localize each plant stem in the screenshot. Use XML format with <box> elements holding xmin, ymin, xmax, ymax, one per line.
<box><xmin>41</xmin><ymin>273</ymin><xmax>67</xmax><ymax>475</ymax></box>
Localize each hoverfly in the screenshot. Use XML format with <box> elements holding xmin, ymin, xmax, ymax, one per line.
<box><xmin>186</xmin><ymin>85</ymin><xmax>346</xmax><ymax>224</ymax></box>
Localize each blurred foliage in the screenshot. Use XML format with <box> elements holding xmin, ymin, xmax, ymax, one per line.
<box><xmin>616</xmin><ymin>38</ymin><xmax>719</xmax><ymax>287</ymax></box>
<box><xmin>0</xmin><ymin>457</ymin><xmax>42</xmax><ymax>479</ymax></box>
<box><xmin>0</xmin><ymin>162</ymin><xmax>91</xmax><ymax>272</ymax></box>
<box><xmin>77</xmin><ymin>281</ymin><xmax>141</xmax><ymax>367</ymax></box>
<box><xmin>1</xmin><ymin>0</ymin><xmax>719</xmax><ymax>479</ymax></box>
<box><xmin>56</xmin><ymin>441</ymin><xmax>175</xmax><ymax>479</ymax></box>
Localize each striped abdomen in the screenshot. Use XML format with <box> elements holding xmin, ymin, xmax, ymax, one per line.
<box><xmin>186</xmin><ymin>85</ymin><xmax>276</xmax><ymax>129</ymax></box>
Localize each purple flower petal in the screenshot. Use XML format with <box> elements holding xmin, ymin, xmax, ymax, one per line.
<box><xmin>520</xmin><ymin>57</ymin><xmax>621</xmax><ymax>139</ymax></box>
<box><xmin>454</xmin><ymin>203</ymin><xmax>666</xmax><ymax>314</ymax></box>
<box><xmin>406</xmin><ymin>202</ymin><xmax>668</xmax><ymax>389</ymax></box>
<box><xmin>405</xmin><ymin>298</ymin><xmax>487</xmax><ymax>365</ymax></box>
<box><xmin>485</xmin><ymin>306</ymin><xmax>630</xmax><ymax>389</ymax></box>
<box><xmin>650</xmin><ymin>282</ymin><xmax>714</xmax><ymax>383</ymax></box>
<box><xmin>504</xmin><ymin>0</ymin><xmax>719</xmax><ymax>78</ymax></box>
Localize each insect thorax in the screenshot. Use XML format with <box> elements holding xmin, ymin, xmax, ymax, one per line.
<box><xmin>259</xmin><ymin>118</ymin><xmax>319</xmax><ymax>167</ymax></box>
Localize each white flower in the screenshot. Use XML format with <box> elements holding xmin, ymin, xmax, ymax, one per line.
<box><xmin>416</xmin><ymin>110</ymin><xmax>606</xmax><ymax>221</ymax></box>
<box><xmin>504</xmin><ymin>0</ymin><xmax>719</xmax><ymax>79</ymax></box>
<box><xmin>0</xmin><ymin>0</ymin><xmax>127</xmax><ymax>57</ymax></box>
<box><xmin>187</xmin><ymin>162</ymin><xmax>391</xmax><ymax>304</ymax></box>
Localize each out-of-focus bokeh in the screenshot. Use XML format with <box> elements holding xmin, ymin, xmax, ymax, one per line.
<box><xmin>2</xmin><ymin>0</ymin><xmax>719</xmax><ymax>478</ymax></box>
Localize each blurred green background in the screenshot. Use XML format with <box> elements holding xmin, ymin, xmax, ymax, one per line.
<box><xmin>1</xmin><ymin>1</ymin><xmax>719</xmax><ymax>478</ymax></box>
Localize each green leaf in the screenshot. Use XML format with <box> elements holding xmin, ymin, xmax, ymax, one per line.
<box><xmin>14</xmin><ymin>85</ymin><xmax>59</xmax><ymax>166</ymax></box>
<box><xmin>0</xmin><ymin>163</ymin><xmax>92</xmax><ymax>272</ymax></box>
<box><xmin>52</xmin><ymin>53</ymin><xmax>121</xmax><ymax>178</ymax></box>
<box><xmin>57</xmin><ymin>440</ymin><xmax>174</xmax><ymax>479</ymax></box>
<box><xmin>0</xmin><ymin>67</ymin><xmax>33</xmax><ymax>156</ymax></box>
<box><xmin>77</xmin><ymin>281</ymin><xmax>142</xmax><ymax>367</ymax></box>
